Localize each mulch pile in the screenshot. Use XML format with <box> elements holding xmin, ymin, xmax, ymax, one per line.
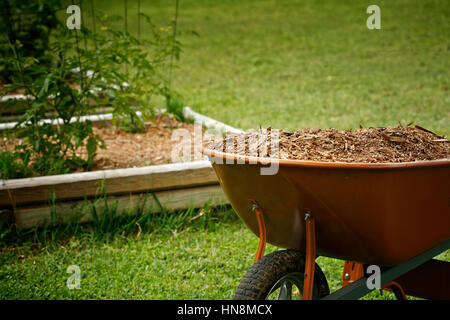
<box><xmin>206</xmin><ymin>125</ymin><xmax>450</xmax><ymax>163</ymax></box>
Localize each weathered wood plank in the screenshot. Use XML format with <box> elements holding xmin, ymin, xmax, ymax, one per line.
<box><xmin>0</xmin><ymin>160</ymin><xmax>218</xmax><ymax>207</ymax></box>
<box><xmin>14</xmin><ymin>184</ymin><xmax>228</xmax><ymax>229</ymax></box>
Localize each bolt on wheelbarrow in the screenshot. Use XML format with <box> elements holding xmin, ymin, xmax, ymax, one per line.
<box><xmin>203</xmin><ymin>146</ymin><xmax>450</xmax><ymax>300</ymax></box>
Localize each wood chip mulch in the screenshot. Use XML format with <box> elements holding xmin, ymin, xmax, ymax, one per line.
<box><xmin>0</xmin><ymin>115</ymin><xmax>207</xmax><ymax>171</ymax></box>
<box><xmin>207</xmin><ymin>125</ymin><xmax>450</xmax><ymax>163</ymax></box>
<box><xmin>88</xmin><ymin>115</ymin><xmax>205</xmax><ymax>170</ymax></box>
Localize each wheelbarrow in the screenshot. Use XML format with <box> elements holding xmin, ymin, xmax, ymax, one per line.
<box><xmin>203</xmin><ymin>144</ymin><xmax>450</xmax><ymax>300</ymax></box>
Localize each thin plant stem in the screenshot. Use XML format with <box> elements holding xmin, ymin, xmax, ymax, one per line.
<box><xmin>80</xmin><ymin>0</ymin><xmax>87</xmax><ymax>50</ymax></box>
<box><xmin>124</xmin><ymin>0</ymin><xmax>128</xmax><ymax>78</ymax></box>
<box><xmin>137</xmin><ymin>0</ymin><xmax>141</xmax><ymax>40</ymax></box>
<box><xmin>168</xmin><ymin>0</ymin><xmax>179</xmax><ymax>99</ymax></box>
<box><xmin>124</xmin><ymin>0</ymin><xmax>128</xmax><ymax>33</ymax></box>
<box><xmin>90</xmin><ymin>0</ymin><xmax>97</xmax><ymax>50</ymax></box>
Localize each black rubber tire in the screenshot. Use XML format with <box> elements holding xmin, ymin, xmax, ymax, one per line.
<box><xmin>234</xmin><ymin>249</ymin><xmax>330</xmax><ymax>300</ymax></box>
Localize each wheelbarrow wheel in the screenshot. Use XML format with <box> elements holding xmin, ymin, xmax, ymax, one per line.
<box><xmin>234</xmin><ymin>249</ymin><xmax>329</xmax><ymax>300</ymax></box>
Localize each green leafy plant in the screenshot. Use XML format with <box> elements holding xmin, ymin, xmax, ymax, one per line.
<box><xmin>0</xmin><ymin>0</ymin><xmax>60</xmax><ymax>82</ymax></box>
<box><xmin>0</xmin><ymin>5</ymin><xmax>181</xmax><ymax>179</ymax></box>
<box><xmin>166</xmin><ymin>95</ymin><xmax>186</xmax><ymax>122</ymax></box>
<box><xmin>92</xmin><ymin>12</ymin><xmax>181</xmax><ymax>131</ymax></box>
<box><xmin>0</xmin><ymin>150</ymin><xmax>32</xmax><ymax>179</ymax></box>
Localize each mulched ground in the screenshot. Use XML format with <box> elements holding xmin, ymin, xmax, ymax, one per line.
<box><xmin>89</xmin><ymin>115</ymin><xmax>205</xmax><ymax>170</ymax></box>
<box><xmin>0</xmin><ymin>115</ymin><xmax>207</xmax><ymax>171</ymax></box>
<box><xmin>207</xmin><ymin>125</ymin><xmax>450</xmax><ymax>163</ymax></box>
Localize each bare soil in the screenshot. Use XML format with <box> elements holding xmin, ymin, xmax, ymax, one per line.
<box><xmin>207</xmin><ymin>125</ymin><xmax>450</xmax><ymax>163</ymax></box>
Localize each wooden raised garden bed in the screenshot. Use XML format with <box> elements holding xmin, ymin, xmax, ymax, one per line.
<box><xmin>0</xmin><ymin>106</ymin><xmax>243</xmax><ymax>229</ymax></box>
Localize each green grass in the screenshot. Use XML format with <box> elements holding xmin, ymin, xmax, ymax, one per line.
<box><xmin>175</xmin><ymin>0</ymin><xmax>449</xmax><ymax>135</ymax></box>
<box><xmin>1</xmin><ymin>197</ymin><xmax>449</xmax><ymax>299</ymax></box>
<box><xmin>83</xmin><ymin>0</ymin><xmax>449</xmax><ymax>136</ymax></box>
<box><xmin>1</xmin><ymin>199</ymin><xmax>448</xmax><ymax>300</ymax></box>
<box><xmin>0</xmin><ymin>204</ymin><xmax>279</xmax><ymax>299</ymax></box>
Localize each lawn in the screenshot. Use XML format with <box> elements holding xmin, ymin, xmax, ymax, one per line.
<box><xmin>85</xmin><ymin>0</ymin><xmax>449</xmax><ymax>135</ymax></box>
<box><xmin>1</xmin><ymin>0</ymin><xmax>448</xmax><ymax>300</ymax></box>
<box><xmin>167</xmin><ymin>0</ymin><xmax>449</xmax><ymax>135</ymax></box>
<box><xmin>2</xmin><ymin>204</ymin><xmax>448</xmax><ymax>300</ymax></box>
<box><xmin>1</xmin><ymin>207</ymin><xmax>266</xmax><ymax>300</ymax></box>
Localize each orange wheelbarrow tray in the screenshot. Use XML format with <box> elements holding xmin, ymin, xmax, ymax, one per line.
<box><xmin>203</xmin><ymin>147</ymin><xmax>450</xmax><ymax>300</ymax></box>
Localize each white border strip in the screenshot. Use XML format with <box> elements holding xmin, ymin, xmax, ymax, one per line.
<box><xmin>0</xmin><ymin>94</ymin><xmax>33</xmax><ymax>102</ymax></box>
<box><xmin>183</xmin><ymin>106</ymin><xmax>244</xmax><ymax>134</ymax></box>
<box><xmin>0</xmin><ymin>112</ymin><xmax>142</xmax><ymax>130</ymax></box>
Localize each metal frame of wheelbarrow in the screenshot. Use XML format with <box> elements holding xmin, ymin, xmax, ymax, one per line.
<box><xmin>251</xmin><ymin>203</ymin><xmax>450</xmax><ymax>300</ymax></box>
<box><xmin>325</xmin><ymin>239</ymin><xmax>450</xmax><ymax>300</ymax></box>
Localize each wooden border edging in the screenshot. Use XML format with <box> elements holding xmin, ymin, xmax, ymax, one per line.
<box><xmin>0</xmin><ymin>106</ymin><xmax>243</xmax><ymax>229</ymax></box>
<box><xmin>0</xmin><ymin>160</ymin><xmax>218</xmax><ymax>207</ymax></box>
<box><xmin>14</xmin><ymin>185</ymin><xmax>227</xmax><ymax>229</ymax></box>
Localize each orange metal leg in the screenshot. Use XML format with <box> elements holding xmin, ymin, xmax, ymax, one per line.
<box><xmin>390</xmin><ymin>259</ymin><xmax>450</xmax><ymax>300</ymax></box>
<box><xmin>302</xmin><ymin>213</ymin><xmax>316</xmax><ymax>300</ymax></box>
<box><xmin>381</xmin><ymin>282</ymin><xmax>408</xmax><ymax>300</ymax></box>
<box><xmin>252</xmin><ymin>203</ymin><xmax>266</xmax><ymax>263</ymax></box>
<box><xmin>342</xmin><ymin>261</ymin><xmax>364</xmax><ymax>287</ymax></box>
<box><xmin>342</xmin><ymin>262</ymin><xmax>408</xmax><ymax>300</ymax></box>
